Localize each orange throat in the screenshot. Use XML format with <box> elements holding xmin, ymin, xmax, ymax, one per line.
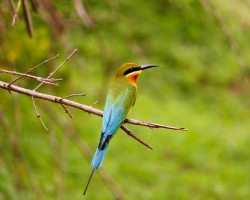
<box><xmin>126</xmin><ymin>71</ymin><xmax>141</xmax><ymax>87</ymax></box>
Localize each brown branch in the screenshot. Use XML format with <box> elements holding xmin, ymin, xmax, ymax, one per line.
<box><xmin>29</xmin><ymin>0</ymin><xmax>39</xmax><ymax>12</ymax></box>
<box><xmin>31</xmin><ymin>96</ymin><xmax>48</xmax><ymax>131</ymax></box>
<box><xmin>0</xmin><ymin>80</ymin><xmax>187</xmax><ymax>149</ymax></box>
<box><xmin>73</xmin><ymin>0</ymin><xmax>95</xmax><ymax>29</ymax></box>
<box><xmin>61</xmin><ymin>104</ymin><xmax>73</xmax><ymax>118</ymax></box>
<box><xmin>7</xmin><ymin>0</ymin><xmax>16</xmax><ymax>16</ymax></box>
<box><xmin>29</xmin><ymin>50</ymin><xmax>76</xmax><ymax>129</ymax></box>
<box><xmin>11</xmin><ymin>0</ymin><xmax>21</xmax><ymax>26</ymax></box>
<box><xmin>61</xmin><ymin>93</ymin><xmax>87</xmax><ymax>118</ymax></box>
<box><xmin>4</xmin><ymin>53</ymin><xmax>60</xmax><ymax>129</ymax></box>
<box><xmin>22</xmin><ymin>0</ymin><xmax>34</xmax><ymax>37</ymax></box>
<box><xmin>121</xmin><ymin>125</ymin><xmax>153</xmax><ymax>150</ymax></box>
<box><xmin>124</xmin><ymin>118</ymin><xmax>187</xmax><ymax>131</ymax></box>
<box><xmin>0</xmin><ymin>69</ymin><xmax>61</xmax><ymax>86</ymax></box>
<box><xmin>39</xmin><ymin>0</ymin><xmax>67</xmax><ymax>36</ymax></box>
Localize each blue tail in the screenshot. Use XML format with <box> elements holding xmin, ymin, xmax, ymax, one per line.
<box><xmin>91</xmin><ymin>147</ymin><xmax>108</xmax><ymax>169</ymax></box>
<box><xmin>83</xmin><ymin>147</ymin><xmax>108</xmax><ymax>195</ymax></box>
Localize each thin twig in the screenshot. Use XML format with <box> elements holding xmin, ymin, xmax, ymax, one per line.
<box><xmin>30</xmin><ymin>0</ymin><xmax>39</xmax><ymax>12</ymax></box>
<box><xmin>11</xmin><ymin>0</ymin><xmax>21</xmax><ymax>26</ymax></box>
<box><xmin>29</xmin><ymin>50</ymin><xmax>77</xmax><ymax>130</ymax></box>
<box><xmin>1</xmin><ymin>69</ymin><xmax>62</xmax><ymax>85</ymax></box>
<box><xmin>73</xmin><ymin>0</ymin><xmax>95</xmax><ymax>29</ymax></box>
<box><xmin>61</xmin><ymin>104</ymin><xmax>73</xmax><ymax>118</ymax></box>
<box><xmin>121</xmin><ymin>125</ymin><xmax>153</xmax><ymax>150</ymax></box>
<box><xmin>1</xmin><ymin>70</ymin><xmax>59</xmax><ymax>86</ymax></box>
<box><xmin>88</xmin><ymin>100</ymin><xmax>99</xmax><ymax>116</ymax></box>
<box><xmin>8</xmin><ymin>54</ymin><xmax>59</xmax><ymax>86</ymax></box>
<box><xmin>5</xmin><ymin>51</ymin><xmax>76</xmax><ymax>131</ymax></box>
<box><xmin>61</xmin><ymin>93</ymin><xmax>86</xmax><ymax>118</ymax></box>
<box><xmin>90</xmin><ymin>100</ymin><xmax>98</xmax><ymax>107</ymax></box>
<box><xmin>124</xmin><ymin>119</ymin><xmax>187</xmax><ymax>131</ymax></box>
<box><xmin>33</xmin><ymin>49</ymin><xmax>77</xmax><ymax>91</ymax></box>
<box><xmin>31</xmin><ymin>96</ymin><xmax>48</xmax><ymax>131</ymax></box>
<box><xmin>8</xmin><ymin>0</ymin><xmax>16</xmax><ymax>16</ymax></box>
<box><xmin>62</xmin><ymin>93</ymin><xmax>86</xmax><ymax>99</ymax></box>
<box><xmin>22</xmin><ymin>0</ymin><xmax>34</xmax><ymax>37</ymax></box>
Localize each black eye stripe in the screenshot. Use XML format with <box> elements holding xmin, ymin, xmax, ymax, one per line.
<box><xmin>123</xmin><ymin>67</ymin><xmax>141</xmax><ymax>75</ymax></box>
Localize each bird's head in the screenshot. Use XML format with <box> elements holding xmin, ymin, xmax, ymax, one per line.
<box><xmin>116</xmin><ymin>63</ymin><xmax>158</xmax><ymax>86</ymax></box>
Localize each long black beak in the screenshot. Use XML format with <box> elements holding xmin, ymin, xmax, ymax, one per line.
<box><xmin>140</xmin><ymin>64</ymin><xmax>159</xmax><ymax>70</ymax></box>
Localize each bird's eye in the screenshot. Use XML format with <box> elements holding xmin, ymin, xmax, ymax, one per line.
<box><xmin>123</xmin><ymin>67</ymin><xmax>140</xmax><ymax>75</ymax></box>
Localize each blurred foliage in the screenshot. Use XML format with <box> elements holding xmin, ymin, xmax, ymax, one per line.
<box><xmin>1</xmin><ymin>0</ymin><xmax>250</xmax><ymax>199</ymax></box>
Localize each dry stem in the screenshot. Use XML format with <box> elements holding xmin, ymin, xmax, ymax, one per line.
<box><xmin>1</xmin><ymin>69</ymin><xmax>61</xmax><ymax>86</ymax></box>
<box><xmin>121</xmin><ymin>125</ymin><xmax>153</xmax><ymax>150</ymax></box>
<box><xmin>7</xmin><ymin>54</ymin><xmax>59</xmax><ymax>86</ymax></box>
<box><xmin>33</xmin><ymin>49</ymin><xmax>77</xmax><ymax>91</ymax></box>
<box><xmin>61</xmin><ymin>104</ymin><xmax>73</xmax><ymax>118</ymax></box>
<box><xmin>62</xmin><ymin>93</ymin><xmax>86</xmax><ymax>99</ymax></box>
<box><xmin>22</xmin><ymin>0</ymin><xmax>34</xmax><ymax>37</ymax></box>
<box><xmin>30</xmin><ymin>50</ymin><xmax>77</xmax><ymax>129</ymax></box>
<box><xmin>31</xmin><ymin>96</ymin><xmax>48</xmax><ymax>131</ymax></box>
<box><xmin>0</xmin><ymin>80</ymin><xmax>187</xmax><ymax>149</ymax></box>
<box><xmin>11</xmin><ymin>0</ymin><xmax>21</xmax><ymax>26</ymax></box>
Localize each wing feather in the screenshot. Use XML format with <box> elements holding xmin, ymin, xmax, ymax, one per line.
<box><xmin>99</xmin><ymin>86</ymin><xmax>136</xmax><ymax>149</ymax></box>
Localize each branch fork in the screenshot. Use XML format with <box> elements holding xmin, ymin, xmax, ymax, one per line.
<box><xmin>0</xmin><ymin>49</ymin><xmax>187</xmax><ymax>150</ymax></box>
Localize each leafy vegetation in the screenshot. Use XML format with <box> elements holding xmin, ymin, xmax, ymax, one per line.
<box><xmin>1</xmin><ymin>0</ymin><xmax>250</xmax><ymax>199</ymax></box>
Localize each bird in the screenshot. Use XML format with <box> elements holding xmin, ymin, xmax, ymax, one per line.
<box><xmin>83</xmin><ymin>63</ymin><xmax>158</xmax><ymax>195</ymax></box>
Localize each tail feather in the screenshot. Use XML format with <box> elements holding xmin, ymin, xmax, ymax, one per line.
<box><xmin>83</xmin><ymin>147</ymin><xmax>109</xmax><ymax>195</ymax></box>
<box><xmin>83</xmin><ymin>168</ymin><xmax>95</xmax><ymax>195</ymax></box>
<box><xmin>91</xmin><ymin>147</ymin><xmax>108</xmax><ymax>169</ymax></box>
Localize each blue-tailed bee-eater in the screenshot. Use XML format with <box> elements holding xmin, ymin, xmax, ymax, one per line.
<box><xmin>83</xmin><ymin>63</ymin><xmax>158</xmax><ymax>195</ymax></box>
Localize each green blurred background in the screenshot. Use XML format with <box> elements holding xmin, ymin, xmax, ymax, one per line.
<box><xmin>1</xmin><ymin>0</ymin><xmax>250</xmax><ymax>199</ymax></box>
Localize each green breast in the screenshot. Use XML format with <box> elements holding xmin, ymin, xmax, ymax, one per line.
<box><xmin>109</xmin><ymin>77</ymin><xmax>137</xmax><ymax>112</ymax></box>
